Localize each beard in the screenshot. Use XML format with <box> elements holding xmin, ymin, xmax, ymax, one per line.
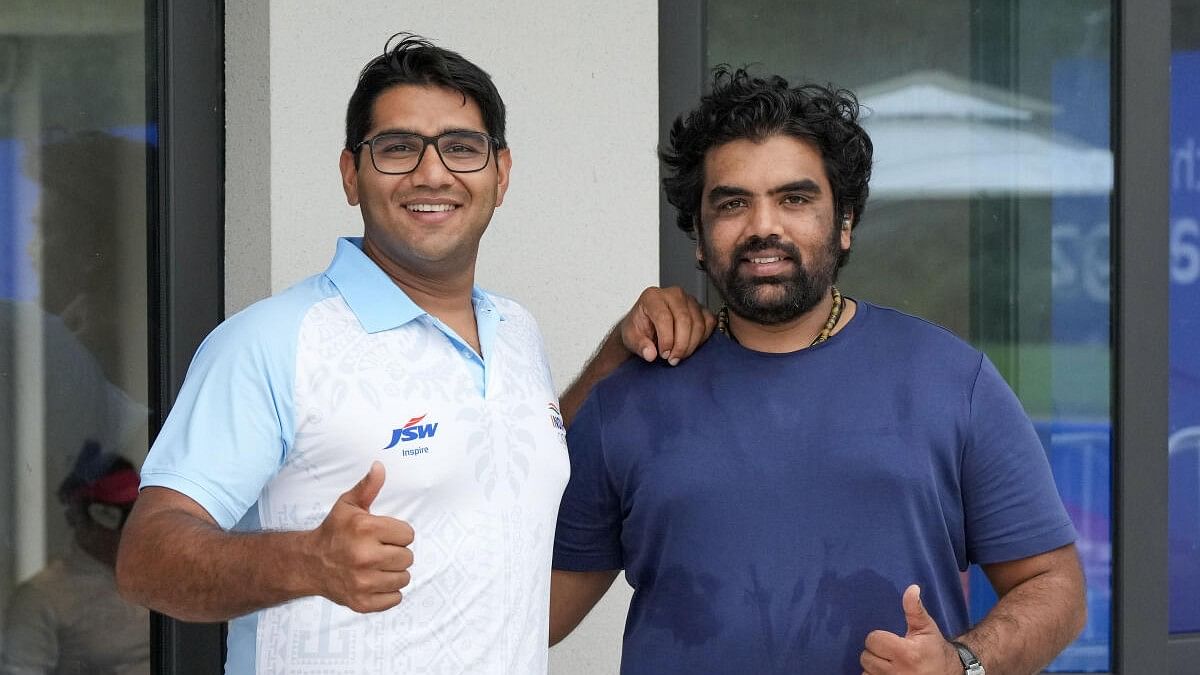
<box><xmin>703</xmin><ymin>229</ymin><xmax>842</xmax><ymax>326</ymax></box>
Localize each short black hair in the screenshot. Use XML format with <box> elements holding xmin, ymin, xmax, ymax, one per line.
<box><xmin>661</xmin><ymin>67</ymin><xmax>873</xmax><ymax>239</ymax></box>
<box><xmin>345</xmin><ymin>33</ymin><xmax>507</xmax><ymax>157</ymax></box>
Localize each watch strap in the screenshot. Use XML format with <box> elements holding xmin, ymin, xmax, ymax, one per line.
<box><xmin>950</xmin><ymin>640</ymin><xmax>985</xmax><ymax>675</ymax></box>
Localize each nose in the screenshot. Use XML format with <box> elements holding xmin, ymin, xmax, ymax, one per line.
<box><xmin>408</xmin><ymin>142</ymin><xmax>454</xmax><ymax>189</ymax></box>
<box><xmin>745</xmin><ymin>202</ymin><xmax>784</xmax><ymax>238</ymax></box>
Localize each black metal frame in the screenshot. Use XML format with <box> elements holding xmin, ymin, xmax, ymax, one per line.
<box><xmin>658</xmin><ymin>0</ymin><xmax>1181</xmax><ymax>671</ymax></box>
<box><xmin>1112</xmin><ymin>1</ymin><xmax>1200</xmax><ymax>673</ymax></box>
<box><xmin>146</xmin><ymin>0</ymin><xmax>226</xmax><ymax>673</ymax></box>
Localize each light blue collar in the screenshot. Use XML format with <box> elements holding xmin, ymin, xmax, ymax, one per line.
<box><xmin>324</xmin><ymin>237</ymin><xmax>504</xmax><ymax>334</ymax></box>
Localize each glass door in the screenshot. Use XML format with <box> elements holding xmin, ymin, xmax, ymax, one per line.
<box><xmin>1</xmin><ymin>3</ymin><xmax>226</xmax><ymax>673</ymax></box>
<box><xmin>1</xmin><ymin>4</ymin><xmax>154</xmax><ymax>673</ymax></box>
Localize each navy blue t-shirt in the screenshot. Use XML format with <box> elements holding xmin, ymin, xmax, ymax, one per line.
<box><xmin>554</xmin><ymin>301</ymin><xmax>1076</xmax><ymax>674</ymax></box>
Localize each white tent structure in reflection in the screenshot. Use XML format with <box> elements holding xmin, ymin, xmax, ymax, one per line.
<box><xmin>858</xmin><ymin>71</ymin><xmax>1113</xmax><ymax>199</ymax></box>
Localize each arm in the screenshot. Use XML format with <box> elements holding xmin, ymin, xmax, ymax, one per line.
<box><xmin>861</xmin><ymin>544</ymin><xmax>1086</xmax><ymax>675</ymax></box>
<box><xmin>549</xmin><ymin>569</ymin><xmax>620</xmax><ymax>646</ymax></box>
<box><xmin>560</xmin><ymin>286</ymin><xmax>714</xmax><ymax>426</ymax></box>
<box><xmin>116</xmin><ymin>462</ymin><xmax>414</xmax><ymax>622</ymax></box>
<box><xmin>958</xmin><ymin>543</ymin><xmax>1086</xmax><ymax>673</ymax></box>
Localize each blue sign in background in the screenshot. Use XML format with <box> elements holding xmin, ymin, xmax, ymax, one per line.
<box><xmin>1168</xmin><ymin>50</ymin><xmax>1200</xmax><ymax>635</ymax></box>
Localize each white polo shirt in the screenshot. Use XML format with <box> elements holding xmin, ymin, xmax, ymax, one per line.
<box><xmin>140</xmin><ymin>237</ymin><xmax>570</xmax><ymax>675</ymax></box>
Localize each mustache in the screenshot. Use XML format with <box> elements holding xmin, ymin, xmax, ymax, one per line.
<box><xmin>731</xmin><ymin>235</ymin><xmax>802</xmax><ymax>262</ymax></box>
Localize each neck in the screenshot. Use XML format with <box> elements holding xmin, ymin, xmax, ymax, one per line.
<box><xmin>726</xmin><ymin>288</ymin><xmax>854</xmax><ymax>353</ymax></box>
<box><xmin>362</xmin><ymin>237</ymin><xmax>477</xmax><ymax>320</ymax></box>
<box><xmin>362</xmin><ymin>237</ymin><xmax>483</xmax><ymax>355</ymax></box>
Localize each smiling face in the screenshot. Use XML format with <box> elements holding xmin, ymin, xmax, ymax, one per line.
<box><xmin>339</xmin><ymin>84</ymin><xmax>511</xmax><ymax>281</ymax></box>
<box><xmin>698</xmin><ymin>134</ymin><xmax>851</xmax><ymax>325</ymax></box>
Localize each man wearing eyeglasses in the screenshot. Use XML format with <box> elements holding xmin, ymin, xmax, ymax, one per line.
<box><xmin>115</xmin><ymin>34</ymin><xmax>710</xmax><ymax>674</ymax></box>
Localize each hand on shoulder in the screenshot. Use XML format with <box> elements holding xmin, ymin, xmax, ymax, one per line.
<box><xmin>619</xmin><ymin>286</ymin><xmax>715</xmax><ymax>366</ymax></box>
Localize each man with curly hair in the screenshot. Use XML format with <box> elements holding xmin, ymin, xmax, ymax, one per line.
<box><xmin>550</xmin><ymin>69</ymin><xmax>1086</xmax><ymax>674</ymax></box>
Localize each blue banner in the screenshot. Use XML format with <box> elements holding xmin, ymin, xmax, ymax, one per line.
<box><xmin>1169</xmin><ymin>50</ymin><xmax>1200</xmax><ymax>635</ymax></box>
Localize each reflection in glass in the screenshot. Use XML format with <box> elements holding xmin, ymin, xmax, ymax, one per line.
<box><xmin>0</xmin><ymin>3</ymin><xmax>152</xmax><ymax>673</ymax></box>
<box><xmin>707</xmin><ymin>0</ymin><xmax>1111</xmax><ymax>669</ymax></box>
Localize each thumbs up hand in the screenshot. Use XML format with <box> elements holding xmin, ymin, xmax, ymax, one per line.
<box><xmin>308</xmin><ymin>461</ymin><xmax>415</xmax><ymax>613</ymax></box>
<box><xmin>860</xmin><ymin>585</ymin><xmax>961</xmax><ymax>674</ymax></box>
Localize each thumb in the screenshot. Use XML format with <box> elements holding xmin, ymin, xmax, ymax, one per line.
<box><xmin>621</xmin><ymin>313</ymin><xmax>659</xmax><ymax>362</ymax></box>
<box><xmin>902</xmin><ymin>584</ymin><xmax>940</xmax><ymax>637</ymax></box>
<box><xmin>342</xmin><ymin>461</ymin><xmax>385</xmax><ymax>511</ymax></box>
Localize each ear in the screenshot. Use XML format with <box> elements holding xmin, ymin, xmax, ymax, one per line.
<box><xmin>87</xmin><ymin>502</ymin><xmax>125</xmax><ymax>530</ymax></box>
<box><xmin>693</xmin><ymin>217</ymin><xmax>705</xmax><ymax>263</ymax></box>
<box><xmin>840</xmin><ymin>213</ymin><xmax>853</xmax><ymax>251</ymax></box>
<box><xmin>493</xmin><ymin>147</ymin><xmax>513</xmax><ymax>207</ymax></box>
<box><xmin>339</xmin><ymin>149</ymin><xmax>361</xmax><ymax>206</ymax></box>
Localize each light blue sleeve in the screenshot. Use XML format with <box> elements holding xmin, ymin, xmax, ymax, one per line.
<box><xmin>139</xmin><ymin>276</ymin><xmax>333</xmax><ymax>529</ymax></box>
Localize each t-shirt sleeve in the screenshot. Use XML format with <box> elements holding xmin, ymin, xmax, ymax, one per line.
<box><xmin>138</xmin><ymin>307</ymin><xmax>298</xmax><ymax>530</ymax></box>
<box><xmin>554</xmin><ymin>389</ymin><xmax>624</xmax><ymax>571</ymax></box>
<box><xmin>963</xmin><ymin>355</ymin><xmax>1078</xmax><ymax>564</ymax></box>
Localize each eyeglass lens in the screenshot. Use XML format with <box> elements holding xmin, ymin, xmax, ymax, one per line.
<box><xmin>369</xmin><ymin>132</ymin><xmax>491</xmax><ymax>174</ymax></box>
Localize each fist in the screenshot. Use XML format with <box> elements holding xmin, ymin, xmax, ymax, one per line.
<box><xmin>860</xmin><ymin>585</ymin><xmax>960</xmax><ymax>674</ymax></box>
<box><xmin>311</xmin><ymin>461</ymin><xmax>415</xmax><ymax>613</ymax></box>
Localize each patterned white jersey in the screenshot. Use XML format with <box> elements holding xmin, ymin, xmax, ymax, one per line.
<box><xmin>140</xmin><ymin>237</ymin><xmax>570</xmax><ymax>674</ymax></box>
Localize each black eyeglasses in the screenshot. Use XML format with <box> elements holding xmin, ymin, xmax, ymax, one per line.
<box><xmin>353</xmin><ymin>131</ymin><xmax>496</xmax><ymax>175</ymax></box>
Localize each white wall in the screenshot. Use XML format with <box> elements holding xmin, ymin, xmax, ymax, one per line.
<box><xmin>224</xmin><ymin>2</ymin><xmax>659</xmax><ymax>672</ymax></box>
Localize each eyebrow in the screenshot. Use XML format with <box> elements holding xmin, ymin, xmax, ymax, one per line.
<box><xmin>705</xmin><ymin>179</ymin><xmax>823</xmax><ymax>205</ymax></box>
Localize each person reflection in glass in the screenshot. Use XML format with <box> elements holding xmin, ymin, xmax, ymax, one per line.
<box><xmin>1</xmin><ymin>442</ymin><xmax>149</xmax><ymax>675</ymax></box>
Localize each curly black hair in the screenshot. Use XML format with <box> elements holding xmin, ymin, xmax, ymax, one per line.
<box><xmin>345</xmin><ymin>33</ymin><xmax>507</xmax><ymax>159</ymax></box>
<box><xmin>661</xmin><ymin>67</ymin><xmax>873</xmax><ymax>240</ymax></box>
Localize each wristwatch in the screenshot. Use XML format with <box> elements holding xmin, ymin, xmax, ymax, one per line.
<box><xmin>950</xmin><ymin>640</ymin><xmax>985</xmax><ymax>675</ymax></box>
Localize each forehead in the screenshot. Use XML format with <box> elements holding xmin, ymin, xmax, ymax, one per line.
<box><xmin>702</xmin><ymin>134</ymin><xmax>830</xmax><ymax>193</ymax></box>
<box><xmin>368</xmin><ymin>84</ymin><xmax>486</xmax><ymax>134</ymax></box>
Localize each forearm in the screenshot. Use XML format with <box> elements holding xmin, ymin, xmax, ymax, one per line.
<box><xmin>559</xmin><ymin>326</ymin><xmax>629</xmax><ymax>427</ymax></box>
<box><xmin>957</xmin><ymin>565</ymin><xmax>1086</xmax><ymax>674</ymax></box>
<box><xmin>116</xmin><ymin>507</ymin><xmax>318</xmax><ymax>622</ymax></box>
<box><xmin>549</xmin><ymin>569</ymin><xmax>619</xmax><ymax>646</ymax></box>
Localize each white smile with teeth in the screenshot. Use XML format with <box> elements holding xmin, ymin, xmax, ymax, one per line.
<box><xmin>750</xmin><ymin>256</ymin><xmax>784</xmax><ymax>264</ymax></box>
<box><xmin>407</xmin><ymin>203</ymin><xmax>456</xmax><ymax>212</ymax></box>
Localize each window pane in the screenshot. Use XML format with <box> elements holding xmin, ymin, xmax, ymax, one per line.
<box><xmin>706</xmin><ymin>0</ymin><xmax>1112</xmax><ymax>669</ymax></box>
<box><xmin>0</xmin><ymin>3</ymin><xmax>152</xmax><ymax>673</ymax></box>
<box><xmin>1170</xmin><ymin>0</ymin><xmax>1200</xmax><ymax>637</ymax></box>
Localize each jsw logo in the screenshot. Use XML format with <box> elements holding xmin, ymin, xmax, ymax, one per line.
<box><xmin>383</xmin><ymin>414</ymin><xmax>439</xmax><ymax>449</ymax></box>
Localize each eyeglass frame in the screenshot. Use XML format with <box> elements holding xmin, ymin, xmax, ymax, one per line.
<box><xmin>351</xmin><ymin>130</ymin><xmax>500</xmax><ymax>175</ymax></box>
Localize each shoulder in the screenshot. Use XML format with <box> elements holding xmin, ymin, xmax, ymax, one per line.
<box><xmin>7</xmin><ymin>560</ymin><xmax>67</xmax><ymax>608</ymax></box>
<box><xmin>857</xmin><ymin>301</ymin><xmax>971</xmax><ymax>346</ymax></box>
<box><xmin>594</xmin><ymin>337</ymin><xmax>720</xmax><ymax>403</ymax></box>
<box><xmin>479</xmin><ymin>289</ymin><xmax>546</xmax><ymax>345</ymax></box>
<box><xmin>854</xmin><ymin>301</ymin><xmax>984</xmax><ymax>372</ymax></box>
<box><xmin>482</xmin><ymin>289</ymin><xmax>535</xmax><ymax>323</ymax></box>
<box><xmin>190</xmin><ymin>274</ymin><xmax>341</xmax><ymax>376</ymax></box>
<box><xmin>210</xmin><ymin>274</ymin><xmax>337</xmax><ymax>348</ymax></box>
<box><xmin>176</xmin><ymin>274</ymin><xmax>339</xmax><ymax>394</ymax></box>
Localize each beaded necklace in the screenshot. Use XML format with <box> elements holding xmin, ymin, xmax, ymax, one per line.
<box><xmin>716</xmin><ymin>286</ymin><xmax>844</xmax><ymax>347</ymax></box>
